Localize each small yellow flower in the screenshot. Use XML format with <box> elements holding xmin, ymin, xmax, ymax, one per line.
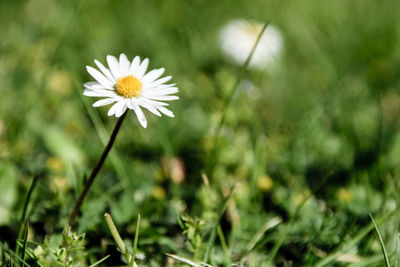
<box><xmin>257</xmin><ymin>175</ymin><xmax>274</xmax><ymax>191</ymax></box>
<box><xmin>153</xmin><ymin>186</ymin><xmax>166</xmax><ymax>200</ymax></box>
<box><xmin>294</xmin><ymin>189</ymin><xmax>311</xmax><ymax>206</ymax></box>
<box><xmin>337</xmin><ymin>188</ymin><xmax>353</xmax><ymax>203</ymax></box>
<box><xmin>46</xmin><ymin>157</ymin><xmax>64</xmax><ymax>172</ymax></box>
<box><xmin>50</xmin><ymin>176</ymin><xmax>70</xmax><ymax>193</ymax></box>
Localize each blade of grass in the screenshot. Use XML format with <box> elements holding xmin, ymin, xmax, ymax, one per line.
<box><xmin>217</xmin><ymin>225</ymin><xmax>230</xmax><ymax>266</ymax></box>
<box><xmin>250</xmin><ymin>135</ymin><xmax>268</xmax><ymax>195</ymax></box>
<box><xmin>397</xmin><ymin>234</ymin><xmax>400</xmax><ymax>267</ymax></box>
<box><xmin>21</xmin><ymin>222</ymin><xmax>29</xmax><ymax>267</ymax></box>
<box><xmin>315</xmin><ymin>211</ymin><xmax>393</xmax><ymax>267</ymax></box>
<box><xmin>348</xmin><ymin>254</ymin><xmax>388</xmax><ymax>267</ymax></box>
<box><xmin>166</xmin><ymin>253</ymin><xmax>214</xmax><ymax>267</ymax></box>
<box><xmin>15</xmin><ymin>242</ymin><xmax>37</xmax><ymax>262</ymax></box>
<box><xmin>267</xmin><ymin>200</ymin><xmax>306</xmax><ymax>263</ymax></box>
<box><xmin>203</xmin><ymin>188</ymin><xmax>234</xmax><ymax>263</ymax></box>
<box><xmin>267</xmin><ymin>171</ymin><xmax>333</xmax><ymax>263</ymax></box>
<box><xmin>129</xmin><ymin>214</ymin><xmax>141</xmax><ymax>267</ymax></box>
<box><xmin>246</xmin><ymin>216</ymin><xmax>282</xmax><ymax>253</ymax></box>
<box><xmin>0</xmin><ymin>242</ymin><xmax>31</xmax><ymax>267</ymax></box>
<box><xmin>369</xmin><ymin>213</ymin><xmax>391</xmax><ymax>267</ymax></box>
<box><xmin>206</xmin><ymin>21</ymin><xmax>269</xmax><ymax>175</ymax></box>
<box><xmin>104</xmin><ymin>213</ymin><xmax>131</xmax><ymax>262</ymax></box>
<box><xmin>176</xmin><ymin>211</ymin><xmax>185</xmax><ymax>229</ymax></box>
<box><xmin>16</xmin><ymin>174</ymin><xmax>39</xmax><ymax>254</ymax></box>
<box><xmin>89</xmin><ymin>255</ymin><xmax>110</xmax><ymax>267</ymax></box>
<box><xmin>17</xmin><ymin>240</ymin><xmax>45</xmax><ymax>247</ymax></box>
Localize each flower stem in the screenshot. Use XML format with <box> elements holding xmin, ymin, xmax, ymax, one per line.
<box><xmin>129</xmin><ymin>214</ymin><xmax>141</xmax><ymax>267</ymax></box>
<box><xmin>104</xmin><ymin>213</ymin><xmax>132</xmax><ymax>263</ymax></box>
<box><xmin>206</xmin><ymin>22</ymin><xmax>269</xmax><ymax>175</ymax></box>
<box><xmin>68</xmin><ymin>112</ymin><xmax>127</xmax><ymax>226</ymax></box>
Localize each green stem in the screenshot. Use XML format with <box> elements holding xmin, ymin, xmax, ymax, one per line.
<box><xmin>370</xmin><ymin>213</ymin><xmax>391</xmax><ymax>267</ymax></box>
<box><xmin>129</xmin><ymin>214</ymin><xmax>141</xmax><ymax>267</ymax></box>
<box><xmin>217</xmin><ymin>225</ymin><xmax>231</xmax><ymax>266</ymax></box>
<box><xmin>16</xmin><ymin>174</ymin><xmax>39</xmax><ymax>253</ymax></box>
<box><xmin>68</xmin><ymin>112</ymin><xmax>127</xmax><ymax>226</ymax></box>
<box><xmin>104</xmin><ymin>213</ymin><xmax>131</xmax><ymax>263</ymax></box>
<box><xmin>203</xmin><ymin>188</ymin><xmax>234</xmax><ymax>262</ymax></box>
<box><xmin>206</xmin><ymin>21</ymin><xmax>269</xmax><ymax>175</ymax></box>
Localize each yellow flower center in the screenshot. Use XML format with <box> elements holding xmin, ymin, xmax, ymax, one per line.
<box><xmin>115</xmin><ymin>75</ymin><xmax>142</xmax><ymax>98</ymax></box>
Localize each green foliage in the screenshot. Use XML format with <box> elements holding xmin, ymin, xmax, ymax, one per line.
<box><xmin>34</xmin><ymin>226</ymin><xmax>86</xmax><ymax>267</ymax></box>
<box><xmin>1</xmin><ymin>0</ymin><xmax>400</xmax><ymax>265</ymax></box>
<box><xmin>180</xmin><ymin>214</ymin><xmax>206</xmax><ymax>257</ymax></box>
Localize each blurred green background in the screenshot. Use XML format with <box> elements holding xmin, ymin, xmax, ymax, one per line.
<box><xmin>1</xmin><ymin>0</ymin><xmax>400</xmax><ymax>265</ymax></box>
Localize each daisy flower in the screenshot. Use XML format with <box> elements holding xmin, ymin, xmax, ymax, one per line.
<box><xmin>219</xmin><ymin>19</ymin><xmax>283</xmax><ymax>69</ymax></box>
<box><xmin>83</xmin><ymin>54</ymin><xmax>179</xmax><ymax>128</ymax></box>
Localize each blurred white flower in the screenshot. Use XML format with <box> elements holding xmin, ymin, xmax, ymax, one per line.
<box><xmin>219</xmin><ymin>19</ymin><xmax>283</xmax><ymax>69</ymax></box>
<box><xmin>83</xmin><ymin>54</ymin><xmax>179</xmax><ymax>128</ymax></box>
<box><xmin>135</xmin><ymin>252</ymin><xmax>146</xmax><ymax>261</ymax></box>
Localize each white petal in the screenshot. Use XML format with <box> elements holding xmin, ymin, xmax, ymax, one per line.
<box><xmin>108</xmin><ymin>101</ymin><xmax>124</xmax><ymax>116</ymax></box>
<box><xmin>141</xmin><ymin>68</ymin><xmax>165</xmax><ymax>85</ymax></box>
<box><xmin>129</xmin><ymin>56</ymin><xmax>140</xmax><ymax>76</ymax></box>
<box><xmin>148</xmin><ymin>76</ymin><xmax>172</xmax><ymax>88</ymax></box>
<box><xmin>84</xmin><ymin>81</ymin><xmax>98</xmax><ymax>87</ymax></box>
<box><xmin>158</xmin><ymin>106</ymin><xmax>174</xmax><ymax>117</ymax></box>
<box><xmin>83</xmin><ymin>89</ymin><xmax>116</xmax><ymax>97</ymax></box>
<box><xmin>107</xmin><ymin>55</ymin><xmax>122</xmax><ymax>79</ymax></box>
<box><xmin>129</xmin><ymin>97</ymin><xmax>140</xmax><ymax>106</ymax></box>
<box><xmin>119</xmin><ymin>53</ymin><xmax>130</xmax><ymax>77</ymax></box>
<box><xmin>121</xmin><ymin>105</ymin><xmax>128</xmax><ymax>116</ymax></box>
<box><xmin>94</xmin><ymin>59</ymin><xmax>116</xmax><ymax>83</ymax></box>
<box><xmin>126</xmin><ymin>99</ymin><xmax>134</xmax><ymax>109</ymax></box>
<box><xmin>86</xmin><ymin>66</ymin><xmax>114</xmax><ymax>88</ymax></box>
<box><xmin>159</xmin><ymin>88</ymin><xmax>179</xmax><ymax>94</ymax></box>
<box><xmin>139</xmin><ymin>97</ymin><xmax>170</xmax><ymax>106</ymax></box>
<box><xmin>144</xmin><ymin>87</ymin><xmax>179</xmax><ymax>95</ymax></box>
<box><xmin>145</xmin><ymin>83</ymin><xmax>176</xmax><ymax>90</ymax></box>
<box><xmin>144</xmin><ymin>94</ymin><xmax>179</xmax><ymax>101</ymax></box>
<box><xmin>92</xmin><ymin>98</ymin><xmax>117</xmax><ymax>107</ymax></box>
<box><xmin>84</xmin><ymin>82</ymin><xmax>106</xmax><ymax>90</ymax></box>
<box><xmin>130</xmin><ymin>102</ymin><xmax>147</xmax><ymax>128</ymax></box>
<box><xmin>135</xmin><ymin>58</ymin><xmax>149</xmax><ymax>79</ymax></box>
<box><xmin>139</xmin><ymin>102</ymin><xmax>162</xmax><ymax>117</ymax></box>
<box><xmin>115</xmin><ymin>101</ymin><xmax>127</xmax><ymax>117</ymax></box>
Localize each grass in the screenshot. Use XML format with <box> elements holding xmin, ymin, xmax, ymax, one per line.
<box><xmin>370</xmin><ymin>213</ymin><xmax>391</xmax><ymax>267</ymax></box>
<box><xmin>1</xmin><ymin>0</ymin><xmax>400</xmax><ymax>266</ymax></box>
